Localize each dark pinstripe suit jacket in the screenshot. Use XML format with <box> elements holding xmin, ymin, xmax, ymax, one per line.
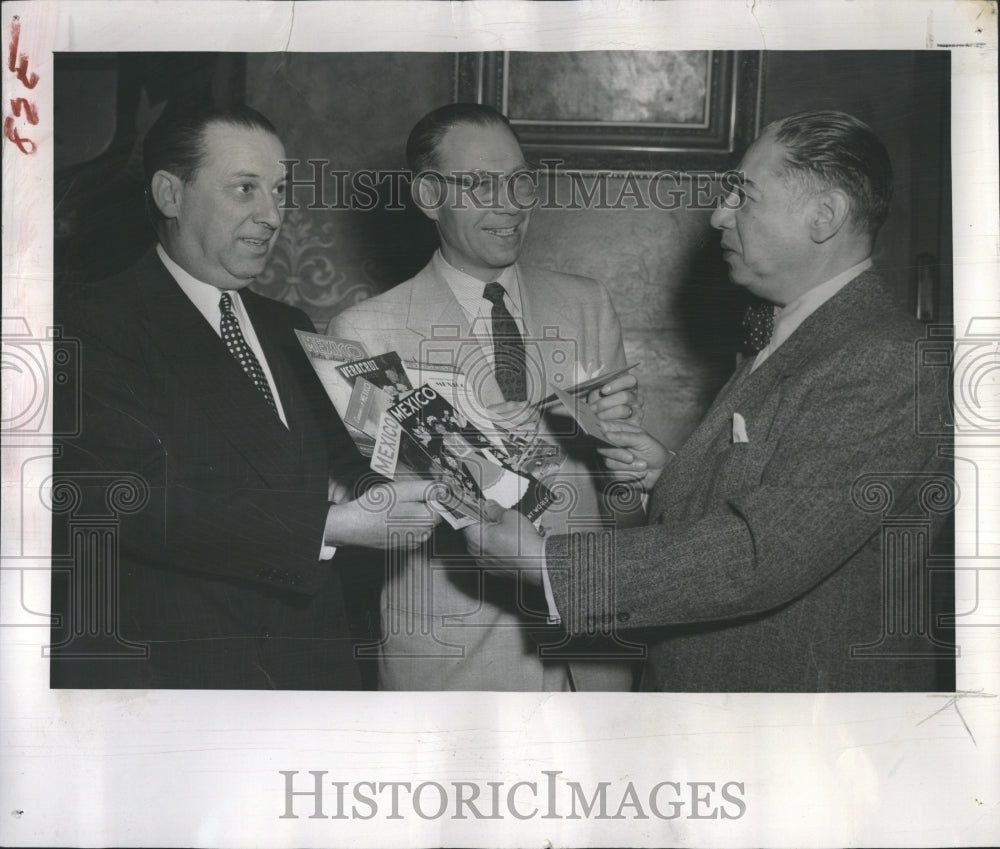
<box><xmin>547</xmin><ymin>271</ymin><xmax>954</xmax><ymax>691</ymax></box>
<box><xmin>51</xmin><ymin>249</ymin><xmax>364</xmax><ymax>689</ymax></box>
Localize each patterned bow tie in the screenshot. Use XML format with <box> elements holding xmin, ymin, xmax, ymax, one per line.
<box><xmin>740</xmin><ymin>301</ymin><xmax>775</xmax><ymax>354</ymax></box>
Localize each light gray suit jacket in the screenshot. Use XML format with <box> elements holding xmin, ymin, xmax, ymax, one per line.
<box><xmin>329</xmin><ymin>258</ymin><xmax>638</xmax><ymax>690</ymax></box>
<box><xmin>547</xmin><ymin>270</ymin><xmax>954</xmax><ymax>691</ymax></box>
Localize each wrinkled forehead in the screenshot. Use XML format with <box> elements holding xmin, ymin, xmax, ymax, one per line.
<box><xmin>434</xmin><ymin>121</ymin><xmax>527</xmax><ymax>173</ymax></box>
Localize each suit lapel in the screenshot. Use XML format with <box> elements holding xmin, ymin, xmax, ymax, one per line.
<box><xmin>243</xmin><ymin>290</ymin><xmax>339</xmax><ymax>479</ymax></box>
<box><xmin>512</xmin><ymin>266</ymin><xmax>584</xmax><ymax>403</ymax></box>
<box><xmin>517</xmin><ymin>266</ymin><xmax>571</xmax><ymax>343</ymax></box>
<box><xmin>404</xmin><ymin>263</ymin><xmax>507</xmax><ymax>407</ymax></box>
<box><xmin>649</xmin><ymin>354</ymin><xmax>764</xmax><ymax>517</ymax></box>
<box><xmin>729</xmin><ymin>268</ymin><xmax>891</xmax><ymax>397</ymax></box>
<box><xmin>136</xmin><ymin>252</ymin><xmax>302</xmax><ymax>483</ymax></box>
<box><xmin>404</xmin><ymin>263</ymin><xmax>472</xmax><ymax>343</ymax></box>
<box><xmin>241</xmin><ymin>290</ymin><xmax>302</xmax><ymax>429</ymax></box>
<box><xmin>650</xmin><ymin>270</ymin><xmax>893</xmax><ymax>517</ymax></box>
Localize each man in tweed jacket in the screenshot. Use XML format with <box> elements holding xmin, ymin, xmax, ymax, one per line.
<box><xmin>466</xmin><ymin>111</ymin><xmax>954</xmax><ymax>692</ymax></box>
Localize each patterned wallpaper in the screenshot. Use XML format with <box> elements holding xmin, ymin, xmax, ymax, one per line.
<box><xmin>254</xmin><ymin>206</ymin><xmax>375</xmax><ymax>315</ymax></box>
<box><xmin>247</xmin><ymin>53</ymin><xmax>452</xmax><ymax>330</ymax></box>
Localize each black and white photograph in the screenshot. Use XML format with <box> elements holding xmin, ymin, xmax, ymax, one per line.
<box><xmin>1</xmin><ymin>1</ymin><xmax>997</xmax><ymax>847</ymax></box>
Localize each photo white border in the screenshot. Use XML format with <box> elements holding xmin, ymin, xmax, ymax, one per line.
<box><xmin>2</xmin><ymin>1</ymin><xmax>998</xmax><ymax>846</ymax></box>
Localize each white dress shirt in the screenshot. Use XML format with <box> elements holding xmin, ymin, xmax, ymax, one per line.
<box><xmin>432</xmin><ymin>249</ymin><xmax>525</xmax><ymax>366</ymax></box>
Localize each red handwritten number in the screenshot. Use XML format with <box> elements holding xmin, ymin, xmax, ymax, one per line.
<box><xmin>8</xmin><ymin>19</ymin><xmax>38</xmax><ymax>89</ymax></box>
<box><xmin>6</xmin><ymin>18</ymin><xmax>38</xmax><ymax>155</ymax></box>
<box><xmin>9</xmin><ymin>97</ymin><xmax>39</xmax><ymax>125</ymax></box>
<box><xmin>4</xmin><ymin>116</ymin><xmax>36</xmax><ymax>154</ymax></box>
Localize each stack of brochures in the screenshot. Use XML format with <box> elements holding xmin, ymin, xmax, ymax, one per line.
<box><xmin>296</xmin><ymin>330</ymin><xmax>630</xmax><ymax>529</ymax></box>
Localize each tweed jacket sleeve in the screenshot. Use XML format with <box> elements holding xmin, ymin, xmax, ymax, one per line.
<box><xmin>546</xmin><ymin>274</ymin><xmax>952</xmax><ymax>636</ymax></box>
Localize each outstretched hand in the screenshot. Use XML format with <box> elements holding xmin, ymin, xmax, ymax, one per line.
<box><xmin>597</xmin><ymin>420</ymin><xmax>671</xmax><ymax>490</ymax></box>
<box><xmin>461</xmin><ymin>505</ymin><xmax>546</xmax><ymax>587</ymax></box>
<box><xmin>324</xmin><ymin>478</ymin><xmax>443</xmax><ymax>549</ymax></box>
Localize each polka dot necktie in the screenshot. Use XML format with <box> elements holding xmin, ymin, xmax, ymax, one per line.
<box><xmin>483</xmin><ymin>282</ymin><xmax>527</xmax><ymax>402</ymax></box>
<box><xmin>219</xmin><ymin>292</ymin><xmax>278</xmax><ymax>414</ymax></box>
<box><xmin>740</xmin><ymin>301</ymin><xmax>775</xmax><ymax>353</ymax></box>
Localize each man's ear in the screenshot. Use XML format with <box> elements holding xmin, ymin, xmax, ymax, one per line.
<box><xmin>149</xmin><ymin>170</ymin><xmax>183</xmax><ymax>220</ymax></box>
<box><xmin>808</xmin><ymin>188</ymin><xmax>850</xmax><ymax>243</ymax></box>
<box><xmin>411</xmin><ymin>173</ymin><xmax>443</xmax><ymax>222</ymax></box>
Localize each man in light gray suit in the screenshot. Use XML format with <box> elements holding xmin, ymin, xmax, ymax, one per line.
<box><xmin>467</xmin><ymin>111</ymin><xmax>954</xmax><ymax>692</ymax></box>
<box><xmin>329</xmin><ymin>103</ymin><xmax>641</xmax><ymax>691</ymax></box>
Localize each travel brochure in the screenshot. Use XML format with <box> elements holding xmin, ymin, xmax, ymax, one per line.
<box><xmin>295</xmin><ymin>329</ymin><xmax>630</xmax><ymax>527</ymax></box>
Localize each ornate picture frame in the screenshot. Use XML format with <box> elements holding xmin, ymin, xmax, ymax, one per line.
<box><xmin>455</xmin><ymin>50</ymin><xmax>762</xmax><ymax>173</ymax></box>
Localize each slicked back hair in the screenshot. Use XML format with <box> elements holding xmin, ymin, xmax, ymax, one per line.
<box><xmin>143</xmin><ymin>103</ymin><xmax>281</xmax><ymax>224</ymax></box>
<box><xmin>769</xmin><ymin>110</ymin><xmax>893</xmax><ymax>238</ymax></box>
<box><xmin>406</xmin><ymin>102</ymin><xmax>518</xmax><ymax>174</ymax></box>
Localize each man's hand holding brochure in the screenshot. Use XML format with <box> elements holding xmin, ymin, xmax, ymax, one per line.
<box><xmin>296</xmin><ymin>328</ymin><xmax>639</xmax><ymax>533</ymax></box>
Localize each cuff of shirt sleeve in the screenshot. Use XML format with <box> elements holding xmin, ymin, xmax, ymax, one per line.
<box><xmin>319</xmin><ymin>542</ymin><xmax>337</xmax><ymax>561</ymax></box>
<box><xmin>539</xmin><ymin>544</ymin><xmax>561</xmax><ymax>625</ymax></box>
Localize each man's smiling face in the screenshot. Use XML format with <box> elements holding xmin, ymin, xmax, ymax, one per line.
<box><xmin>422</xmin><ymin>121</ymin><xmax>532</xmax><ymax>282</ymax></box>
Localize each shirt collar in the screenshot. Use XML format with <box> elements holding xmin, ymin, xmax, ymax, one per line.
<box><xmin>769</xmin><ymin>257</ymin><xmax>873</xmax><ymax>351</ymax></box>
<box><xmin>156</xmin><ymin>243</ymin><xmax>248</xmax><ymax>329</ymax></box>
<box><xmin>431</xmin><ymin>249</ymin><xmax>522</xmax><ymax>323</ymax></box>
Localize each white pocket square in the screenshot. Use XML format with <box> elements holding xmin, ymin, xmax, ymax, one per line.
<box><xmin>732</xmin><ymin>412</ymin><xmax>749</xmax><ymax>443</ymax></box>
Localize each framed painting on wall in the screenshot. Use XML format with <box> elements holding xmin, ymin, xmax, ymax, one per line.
<box><xmin>455</xmin><ymin>50</ymin><xmax>761</xmax><ymax>173</ymax></box>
